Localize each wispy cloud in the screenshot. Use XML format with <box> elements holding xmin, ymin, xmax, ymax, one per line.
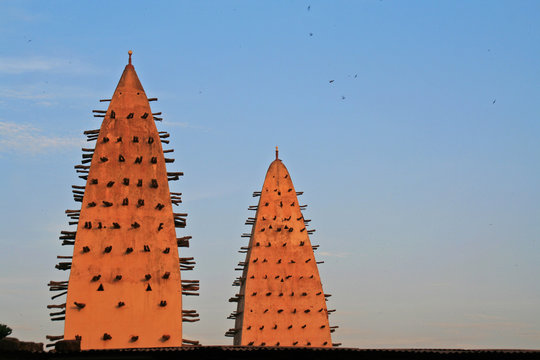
<box><xmin>0</xmin><ymin>56</ymin><xmax>97</xmax><ymax>75</ymax></box>
<box><xmin>428</xmin><ymin>282</ymin><xmax>451</xmax><ymax>288</ymax></box>
<box><xmin>0</xmin><ymin>277</ymin><xmax>36</xmax><ymax>285</ymax></box>
<box><xmin>0</xmin><ymin>83</ymin><xmax>101</xmax><ymax>107</ymax></box>
<box><xmin>432</xmin><ymin>320</ymin><xmax>532</xmax><ymax>330</ymax></box>
<box><xmin>11</xmin><ymin>324</ymin><xmax>39</xmax><ymax>332</ymax></box>
<box><xmin>163</xmin><ymin>121</ymin><xmax>191</xmax><ymax>128</ymax></box>
<box><xmin>162</xmin><ymin>121</ymin><xmax>211</xmax><ymax>132</ymax></box>
<box><xmin>357</xmin><ymin>335</ymin><xmax>452</xmax><ymax>348</ymax></box>
<box><xmin>2</xmin><ymin>6</ymin><xmax>45</xmax><ymax>23</ymax></box>
<box><xmin>0</xmin><ymin>121</ymin><xmax>82</xmax><ymax>154</ymax></box>
<box><xmin>318</xmin><ymin>251</ymin><xmax>350</xmax><ymax>258</ymax></box>
<box><xmin>464</xmin><ymin>313</ymin><xmax>506</xmax><ymax>321</ymax></box>
<box><xmin>0</xmin><ymin>87</ymin><xmax>50</xmax><ymax>100</ymax></box>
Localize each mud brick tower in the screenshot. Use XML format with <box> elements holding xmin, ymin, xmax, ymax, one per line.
<box><xmin>47</xmin><ymin>52</ymin><xmax>199</xmax><ymax>350</ymax></box>
<box><xmin>226</xmin><ymin>149</ymin><xmax>337</xmax><ymax>347</ymax></box>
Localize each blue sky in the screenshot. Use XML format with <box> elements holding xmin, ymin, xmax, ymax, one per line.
<box><xmin>0</xmin><ymin>0</ymin><xmax>539</xmax><ymax>348</ymax></box>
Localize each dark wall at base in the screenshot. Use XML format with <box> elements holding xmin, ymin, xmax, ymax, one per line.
<box><xmin>2</xmin><ymin>346</ymin><xmax>540</xmax><ymax>360</ymax></box>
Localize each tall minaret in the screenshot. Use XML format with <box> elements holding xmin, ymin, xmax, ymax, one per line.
<box><xmin>226</xmin><ymin>149</ymin><xmax>336</xmax><ymax>347</ymax></box>
<box><xmin>47</xmin><ymin>52</ymin><xmax>199</xmax><ymax>350</ymax></box>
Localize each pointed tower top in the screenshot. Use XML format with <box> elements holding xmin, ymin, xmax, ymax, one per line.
<box><xmin>275</xmin><ymin>146</ymin><xmax>279</xmax><ymax>160</ymax></box>
<box><xmin>229</xmin><ymin>153</ymin><xmax>333</xmax><ymax>347</ymax></box>
<box><xmin>62</xmin><ymin>53</ymin><xmax>189</xmax><ymax>349</ymax></box>
<box><xmin>112</xmin><ymin>51</ymin><xmax>144</xmax><ymax>94</ymax></box>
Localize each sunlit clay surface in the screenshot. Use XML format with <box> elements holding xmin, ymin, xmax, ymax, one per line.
<box><xmin>229</xmin><ymin>149</ymin><xmax>333</xmax><ymax>347</ymax></box>
<box><xmin>63</xmin><ymin>53</ymin><xmax>187</xmax><ymax>349</ymax></box>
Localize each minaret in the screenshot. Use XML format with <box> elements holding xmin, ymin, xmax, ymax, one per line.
<box><xmin>47</xmin><ymin>51</ymin><xmax>199</xmax><ymax>350</ymax></box>
<box><xmin>226</xmin><ymin>149</ymin><xmax>337</xmax><ymax>347</ymax></box>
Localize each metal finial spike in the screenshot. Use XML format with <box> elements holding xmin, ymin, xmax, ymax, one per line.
<box><xmin>275</xmin><ymin>146</ymin><xmax>279</xmax><ymax>160</ymax></box>
<box><xmin>128</xmin><ymin>50</ymin><xmax>133</xmax><ymax>65</ymax></box>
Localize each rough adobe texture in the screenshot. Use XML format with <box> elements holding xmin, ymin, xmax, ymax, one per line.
<box><xmin>231</xmin><ymin>155</ymin><xmax>332</xmax><ymax>347</ymax></box>
<box><xmin>63</xmin><ymin>56</ymin><xmax>184</xmax><ymax>349</ymax></box>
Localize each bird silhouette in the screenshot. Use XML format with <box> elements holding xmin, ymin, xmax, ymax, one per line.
<box><xmin>329</xmin><ymin>80</ymin><xmax>334</xmax><ymax>83</ymax></box>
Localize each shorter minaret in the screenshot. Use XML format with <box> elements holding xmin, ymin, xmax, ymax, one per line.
<box><xmin>227</xmin><ymin>149</ymin><xmax>337</xmax><ymax>347</ymax></box>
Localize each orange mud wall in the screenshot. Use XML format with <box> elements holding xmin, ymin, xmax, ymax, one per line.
<box><xmin>229</xmin><ymin>155</ymin><xmax>333</xmax><ymax>347</ymax></box>
<box><xmin>62</xmin><ymin>57</ymin><xmax>186</xmax><ymax>349</ymax></box>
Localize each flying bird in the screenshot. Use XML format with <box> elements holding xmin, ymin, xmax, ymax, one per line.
<box><xmin>309</xmin><ymin>32</ymin><xmax>313</xmax><ymax>36</ymax></box>
<box><xmin>329</xmin><ymin>80</ymin><xmax>334</xmax><ymax>83</ymax></box>
<box><xmin>493</xmin><ymin>99</ymin><xmax>496</xmax><ymax>104</ymax></box>
<box><xmin>354</xmin><ymin>74</ymin><xmax>358</xmax><ymax>78</ymax></box>
<box><xmin>341</xmin><ymin>96</ymin><xmax>346</xmax><ymax>100</ymax></box>
<box><xmin>307</xmin><ymin>5</ymin><xmax>310</xmax><ymax>11</ymax></box>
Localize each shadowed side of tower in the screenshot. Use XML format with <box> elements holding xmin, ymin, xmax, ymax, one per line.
<box><xmin>47</xmin><ymin>52</ymin><xmax>199</xmax><ymax>350</ymax></box>
<box><xmin>227</xmin><ymin>149</ymin><xmax>337</xmax><ymax>347</ymax></box>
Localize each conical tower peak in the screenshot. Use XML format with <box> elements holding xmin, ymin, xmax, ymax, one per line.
<box><xmin>227</xmin><ymin>155</ymin><xmax>335</xmax><ymax>347</ymax></box>
<box><xmin>113</xmin><ymin>51</ymin><xmax>145</xmax><ymax>95</ymax></box>
<box><xmin>50</xmin><ymin>55</ymin><xmax>199</xmax><ymax>350</ymax></box>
